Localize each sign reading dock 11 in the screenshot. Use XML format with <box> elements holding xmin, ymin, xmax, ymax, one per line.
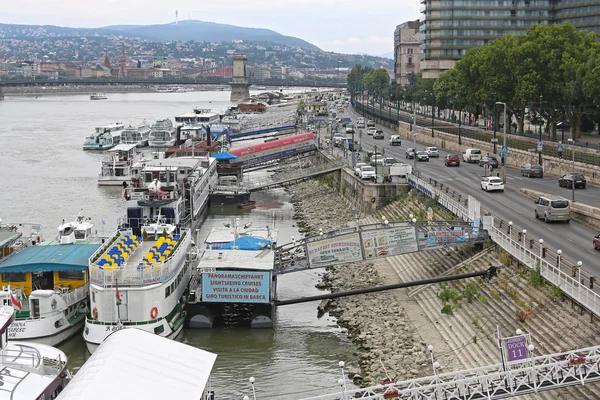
<box><xmin>201</xmin><ymin>270</ymin><xmax>271</xmax><ymax>304</ymax></box>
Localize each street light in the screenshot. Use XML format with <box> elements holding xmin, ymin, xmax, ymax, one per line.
<box><xmin>538</xmin><ymin>238</ymin><xmax>544</xmax><ymax>259</ymax></box>
<box><xmin>483</xmin><ymin>101</ymin><xmax>487</xmax><ymax>131</ymax></box>
<box><xmin>431</xmin><ymin>91</ymin><xmax>435</xmax><ymax>137</ymax></box>
<box><xmin>567</xmin><ymin>138</ymin><xmax>576</xmax><ymax>202</ymax></box>
<box><xmin>557</xmin><ymin>249</ymin><xmax>562</xmax><ymax>270</ymax></box>
<box><xmin>538</xmin><ymin>94</ymin><xmax>543</xmax><ymax>165</ymax></box>
<box><xmin>495</xmin><ymin>102</ymin><xmax>507</xmax><ymax>184</ymax></box>
<box><xmin>508</xmin><ymin>221</ymin><xmax>513</xmax><ymax>236</ymax></box>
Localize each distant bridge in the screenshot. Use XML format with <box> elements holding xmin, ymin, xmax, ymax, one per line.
<box><xmin>0</xmin><ymin>78</ymin><xmax>347</xmax><ymax>89</ymax></box>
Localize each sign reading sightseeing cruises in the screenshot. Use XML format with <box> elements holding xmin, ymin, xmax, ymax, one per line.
<box><xmin>201</xmin><ymin>270</ymin><xmax>270</xmax><ymax>304</ymax></box>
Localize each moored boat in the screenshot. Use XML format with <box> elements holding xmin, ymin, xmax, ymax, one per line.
<box><xmin>120</xmin><ymin>122</ymin><xmax>151</xmax><ymax>147</ymax></box>
<box><xmin>0</xmin><ymin>214</ymin><xmax>100</xmax><ymax>346</ymax></box>
<box><xmin>0</xmin><ymin>306</ymin><xmax>71</xmax><ymax>400</ymax></box>
<box><xmin>90</xmin><ymin>93</ymin><xmax>107</xmax><ymax>100</ymax></box>
<box><xmin>97</xmin><ymin>143</ymin><xmax>145</xmax><ymax>187</ymax></box>
<box><xmin>82</xmin><ymin>123</ymin><xmax>125</xmax><ymax>151</ymax></box>
<box><xmin>83</xmin><ymin>218</ymin><xmax>195</xmax><ymax>353</ymax></box>
<box><xmin>148</xmin><ymin>119</ymin><xmax>177</xmax><ymax>147</ymax></box>
<box><xmin>211</xmin><ymin>175</ymin><xmax>251</xmax><ymax>206</ymax></box>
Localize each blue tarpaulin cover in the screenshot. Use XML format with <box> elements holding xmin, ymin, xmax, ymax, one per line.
<box><xmin>214</xmin><ymin>152</ymin><xmax>239</xmax><ymax>160</ymax></box>
<box><xmin>220</xmin><ymin>236</ymin><xmax>271</xmax><ymax>250</ymax></box>
<box><xmin>0</xmin><ymin>243</ymin><xmax>101</xmax><ymax>272</ymax></box>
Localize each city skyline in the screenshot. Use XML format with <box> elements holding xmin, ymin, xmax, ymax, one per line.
<box><xmin>3</xmin><ymin>0</ymin><xmax>421</xmax><ymax>56</ymax></box>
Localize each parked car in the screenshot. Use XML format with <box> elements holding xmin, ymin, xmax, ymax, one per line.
<box><xmin>366</xmin><ymin>127</ymin><xmax>376</xmax><ymax>135</ymax></box>
<box><xmin>405</xmin><ymin>148</ymin><xmax>416</xmax><ymax>159</ymax></box>
<box><xmin>593</xmin><ymin>233</ymin><xmax>600</xmax><ymax>250</ymax></box>
<box><xmin>355</xmin><ymin>162</ymin><xmax>367</xmax><ymax>176</ymax></box>
<box><xmin>360</xmin><ymin>165</ymin><xmax>376</xmax><ymax>180</ymax></box>
<box><xmin>558</xmin><ymin>173</ymin><xmax>586</xmax><ymax>189</ymax></box>
<box><xmin>534</xmin><ymin>195</ymin><xmax>570</xmax><ymax>223</ymax></box>
<box><xmin>479</xmin><ymin>156</ymin><xmax>499</xmax><ymax>168</ymax></box>
<box><xmin>462</xmin><ymin>148</ymin><xmax>482</xmax><ymax>163</ymax></box>
<box><xmin>366</xmin><ymin>120</ymin><xmax>375</xmax><ymax>127</ymax></box>
<box><xmin>480</xmin><ymin>177</ymin><xmax>505</xmax><ymax>192</ymax></box>
<box><xmin>425</xmin><ymin>147</ymin><xmax>439</xmax><ymax>158</ymax></box>
<box><xmin>383</xmin><ymin>157</ymin><xmax>398</xmax><ymax>166</ymax></box>
<box><xmin>389</xmin><ymin>135</ymin><xmax>402</xmax><ymax>146</ymax></box>
<box><xmin>416</xmin><ymin>151</ymin><xmax>429</xmax><ymax>162</ymax></box>
<box><xmin>444</xmin><ymin>154</ymin><xmax>460</xmax><ymax>167</ymax></box>
<box><xmin>370</xmin><ymin>154</ymin><xmax>384</xmax><ymax>166</ymax></box>
<box><xmin>373</xmin><ymin>130</ymin><xmax>385</xmax><ymax>139</ymax></box>
<box><xmin>521</xmin><ymin>163</ymin><xmax>544</xmax><ymax>178</ymax></box>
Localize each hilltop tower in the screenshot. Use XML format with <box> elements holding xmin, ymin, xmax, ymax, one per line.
<box><xmin>119</xmin><ymin>42</ymin><xmax>127</xmax><ymax>78</ymax></box>
<box><xmin>103</xmin><ymin>54</ymin><xmax>112</xmax><ymax>69</ymax></box>
<box><xmin>230</xmin><ymin>54</ymin><xmax>250</xmax><ymax>102</ymax></box>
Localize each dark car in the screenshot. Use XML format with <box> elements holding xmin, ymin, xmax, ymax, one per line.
<box><xmin>520</xmin><ymin>163</ymin><xmax>544</xmax><ymax>178</ymax></box>
<box><xmin>559</xmin><ymin>173</ymin><xmax>586</xmax><ymax>189</ymax></box>
<box><xmin>444</xmin><ymin>154</ymin><xmax>460</xmax><ymax>167</ymax></box>
<box><xmin>416</xmin><ymin>151</ymin><xmax>430</xmax><ymax>162</ymax></box>
<box><xmin>405</xmin><ymin>148</ymin><xmax>416</xmax><ymax>159</ymax></box>
<box><xmin>479</xmin><ymin>156</ymin><xmax>499</xmax><ymax>168</ymax></box>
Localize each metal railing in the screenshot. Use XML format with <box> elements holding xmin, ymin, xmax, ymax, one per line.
<box><xmin>62</xmin><ymin>284</ymin><xmax>88</xmax><ymax>307</ymax></box>
<box><xmin>409</xmin><ymin>172</ymin><xmax>600</xmax><ymax>320</ymax></box>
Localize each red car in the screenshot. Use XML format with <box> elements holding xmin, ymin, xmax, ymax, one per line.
<box><xmin>594</xmin><ymin>234</ymin><xmax>600</xmax><ymax>250</ymax></box>
<box><xmin>445</xmin><ymin>154</ymin><xmax>460</xmax><ymax>167</ymax></box>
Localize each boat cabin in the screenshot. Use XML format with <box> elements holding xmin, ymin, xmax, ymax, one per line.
<box><xmin>56</xmin><ymin>215</ymin><xmax>95</xmax><ymax>245</ymax></box>
<box><xmin>192</xmin><ymin>109</ymin><xmax>220</xmax><ymax>124</ymax></box>
<box><xmin>99</xmin><ymin>143</ymin><xmax>139</xmax><ymax>178</ymax></box>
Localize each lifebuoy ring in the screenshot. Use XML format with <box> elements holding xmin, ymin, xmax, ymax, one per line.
<box><xmin>92</xmin><ymin>307</ymin><xmax>98</xmax><ymax>319</ymax></box>
<box><xmin>150</xmin><ymin>307</ymin><xmax>158</xmax><ymax>319</ymax></box>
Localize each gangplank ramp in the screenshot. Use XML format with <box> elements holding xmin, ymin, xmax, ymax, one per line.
<box><xmin>247</xmin><ymin>162</ymin><xmax>343</xmax><ymax>192</ymax></box>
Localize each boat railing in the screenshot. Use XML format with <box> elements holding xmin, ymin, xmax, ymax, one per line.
<box><xmin>1</xmin><ymin>346</ymin><xmax>41</xmax><ymax>369</ymax></box>
<box><xmin>61</xmin><ymin>283</ymin><xmax>88</xmax><ymax>306</ymax></box>
<box><xmin>90</xmin><ymin>230</ymin><xmax>190</xmax><ymax>287</ymax></box>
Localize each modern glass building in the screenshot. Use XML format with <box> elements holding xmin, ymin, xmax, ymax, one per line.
<box><xmin>419</xmin><ymin>0</ymin><xmax>552</xmax><ymax>78</ymax></box>
<box><xmin>552</xmin><ymin>0</ymin><xmax>600</xmax><ymax>35</ymax></box>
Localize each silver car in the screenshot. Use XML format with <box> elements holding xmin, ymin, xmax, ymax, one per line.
<box><xmin>416</xmin><ymin>151</ymin><xmax>430</xmax><ymax>162</ymax></box>
<box><xmin>425</xmin><ymin>147</ymin><xmax>439</xmax><ymax>157</ymax></box>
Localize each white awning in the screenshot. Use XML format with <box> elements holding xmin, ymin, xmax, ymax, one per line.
<box><xmin>110</xmin><ymin>143</ymin><xmax>138</xmax><ymax>152</ymax></box>
<box><xmin>57</xmin><ymin>328</ymin><xmax>217</xmax><ymax>400</ymax></box>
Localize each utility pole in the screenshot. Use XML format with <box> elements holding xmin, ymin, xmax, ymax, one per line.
<box><xmin>538</xmin><ymin>94</ymin><xmax>543</xmax><ymax>165</ymax></box>
<box><xmin>492</xmin><ymin>93</ymin><xmax>497</xmax><ymax>154</ymax></box>
<box><xmin>413</xmin><ymin>106</ymin><xmax>417</xmax><ymax>174</ymax></box>
<box><xmin>496</xmin><ymin>101</ymin><xmax>507</xmax><ymax>184</ymax></box>
<box><xmin>431</xmin><ymin>91</ymin><xmax>435</xmax><ymax>137</ymax></box>
<box><xmin>493</xmin><ymin>93</ymin><xmax>497</xmax><ymax>143</ymax></box>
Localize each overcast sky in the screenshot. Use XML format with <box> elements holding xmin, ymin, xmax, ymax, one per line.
<box><xmin>4</xmin><ymin>0</ymin><xmax>421</xmax><ymax>56</ymax></box>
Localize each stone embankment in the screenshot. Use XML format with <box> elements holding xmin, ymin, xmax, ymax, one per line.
<box><xmin>277</xmin><ymin>156</ymin><xmax>600</xmax><ymax>398</ymax></box>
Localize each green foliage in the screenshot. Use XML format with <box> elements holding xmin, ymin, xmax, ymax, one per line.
<box><xmin>490</xmin><ymin>290</ymin><xmax>502</xmax><ymax>302</ymax></box>
<box><xmin>499</xmin><ymin>252</ymin><xmax>512</xmax><ymax>267</ymax></box>
<box><xmin>362</xmin><ymin>68</ymin><xmax>391</xmax><ymax>94</ymax></box>
<box><xmin>477</xmin><ymin>293</ymin><xmax>489</xmax><ymax>305</ymax></box>
<box><xmin>550</xmin><ymin>285</ymin><xmax>563</xmax><ymax>300</ymax></box>
<box><xmin>439</xmin><ymin>288</ymin><xmax>461</xmax><ymax>304</ymax></box>
<box><xmin>463</xmin><ymin>282</ymin><xmax>478</xmax><ymax>303</ymax></box>
<box><xmin>441</xmin><ymin>304</ymin><xmax>454</xmax><ymax>315</ymax></box>
<box><xmin>316</xmin><ymin>173</ymin><xmax>335</xmax><ymax>187</ymax></box>
<box><xmin>528</xmin><ymin>267</ymin><xmax>544</xmax><ymax>288</ymax></box>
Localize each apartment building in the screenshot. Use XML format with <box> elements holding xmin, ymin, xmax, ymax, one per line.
<box><xmin>394</xmin><ymin>20</ymin><xmax>422</xmax><ymax>85</ymax></box>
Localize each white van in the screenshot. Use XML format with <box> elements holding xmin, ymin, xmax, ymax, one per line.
<box><xmin>534</xmin><ymin>195</ymin><xmax>571</xmax><ymax>223</ymax></box>
<box><xmin>463</xmin><ymin>148</ymin><xmax>482</xmax><ymax>163</ymax></box>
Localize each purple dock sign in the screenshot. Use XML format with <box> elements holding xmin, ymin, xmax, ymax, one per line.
<box><xmin>505</xmin><ymin>335</ymin><xmax>528</xmax><ymax>362</ymax></box>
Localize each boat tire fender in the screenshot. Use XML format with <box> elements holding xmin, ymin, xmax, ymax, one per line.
<box><xmin>150</xmin><ymin>306</ymin><xmax>159</xmax><ymax>319</ymax></box>
<box><xmin>92</xmin><ymin>307</ymin><xmax>98</xmax><ymax>319</ymax></box>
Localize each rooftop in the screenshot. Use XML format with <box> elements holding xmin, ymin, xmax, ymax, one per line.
<box><xmin>0</xmin><ymin>243</ymin><xmax>101</xmax><ymax>273</ymax></box>
<box><xmin>198</xmin><ymin>249</ymin><xmax>275</xmax><ymax>271</ymax></box>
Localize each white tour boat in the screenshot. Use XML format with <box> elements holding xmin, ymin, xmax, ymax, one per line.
<box><xmin>0</xmin><ymin>214</ymin><xmax>100</xmax><ymax>346</ymax></box>
<box><xmin>83</xmin><ymin>218</ymin><xmax>195</xmax><ymax>353</ymax></box>
<box><xmin>82</xmin><ymin>123</ymin><xmax>125</xmax><ymax>151</ymax></box>
<box><xmin>0</xmin><ymin>306</ymin><xmax>71</xmax><ymax>400</ymax></box>
<box><xmin>90</xmin><ymin>93</ymin><xmax>107</xmax><ymax>100</ymax></box>
<box><xmin>120</xmin><ymin>122</ymin><xmax>151</xmax><ymax>147</ymax></box>
<box><xmin>98</xmin><ymin>143</ymin><xmax>146</xmax><ymax>187</ymax></box>
<box><xmin>148</xmin><ymin>119</ymin><xmax>177</xmax><ymax>147</ymax></box>
<box><xmin>125</xmin><ymin>156</ymin><xmax>218</xmax><ymax>233</ymax></box>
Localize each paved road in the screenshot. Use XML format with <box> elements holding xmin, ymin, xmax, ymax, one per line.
<box><xmin>341</xmin><ymin>108</ymin><xmax>600</xmax><ymax>276</ymax></box>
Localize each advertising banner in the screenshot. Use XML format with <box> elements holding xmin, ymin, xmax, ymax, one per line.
<box><xmin>361</xmin><ymin>227</ymin><xmax>418</xmax><ymax>259</ymax></box>
<box><xmin>201</xmin><ymin>271</ymin><xmax>270</xmax><ymax>303</ymax></box>
<box><xmin>306</xmin><ymin>233</ymin><xmax>363</xmax><ymax>267</ymax></box>
<box><xmin>427</xmin><ymin>230</ymin><xmax>466</xmax><ymax>244</ymax></box>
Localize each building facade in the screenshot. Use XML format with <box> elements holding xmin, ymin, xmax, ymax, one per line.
<box><xmin>394</xmin><ymin>20</ymin><xmax>421</xmax><ymax>85</ymax></box>
<box><xmin>551</xmin><ymin>0</ymin><xmax>600</xmax><ymax>35</ymax></box>
<box><xmin>419</xmin><ymin>0</ymin><xmax>552</xmax><ymax>78</ymax></box>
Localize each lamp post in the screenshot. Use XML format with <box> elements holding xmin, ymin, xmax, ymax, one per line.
<box><xmin>493</xmin><ymin>92</ymin><xmax>497</xmax><ymax>137</ymax></box>
<box><xmin>483</xmin><ymin>101</ymin><xmax>487</xmax><ymax>131</ymax></box>
<box><xmin>538</xmin><ymin>94</ymin><xmax>543</xmax><ymax>165</ymax></box>
<box><xmin>577</xmin><ymin>261</ymin><xmax>583</xmax><ymax>300</ymax></box>
<box><xmin>508</xmin><ymin>221</ymin><xmax>513</xmax><ymax>236</ymax></box>
<box><xmin>458</xmin><ymin>108</ymin><xmax>462</xmax><ymax>145</ymax></box>
<box><xmin>567</xmin><ymin>138</ymin><xmax>576</xmax><ymax>202</ymax></box>
<box><xmin>557</xmin><ymin>249</ymin><xmax>562</xmax><ymax>270</ymax></box>
<box><xmin>538</xmin><ymin>238</ymin><xmax>544</xmax><ymax>260</ymax></box>
<box><xmin>496</xmin><ymin>101</ymin><xmax>507</xmax><ymax>184</ymax></box>
<box><xmin>249</xmin><ymin>377</ymin><xmax>257</xmax><ymax>400</ymax></box>
<box><xmin>431</xmin><ymin>91</ymin><xmax>435</xmax><ymax>137</ymax></box>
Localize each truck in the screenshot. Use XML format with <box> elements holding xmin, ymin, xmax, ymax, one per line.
<box><xmin>389</xmin><ymin>163</ymin><xmax>413</xmax><ymax>178</ymax></box>
<box><xmin>342</xmin><ymin>116</ymin><xmax>352</xmax><ymax>127</ymax></box>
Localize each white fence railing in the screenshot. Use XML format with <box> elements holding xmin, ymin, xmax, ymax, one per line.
<box><xmin>407</xmin><ymin>173</ymin><xmax>600</xmax><ymax>319</ymax></box>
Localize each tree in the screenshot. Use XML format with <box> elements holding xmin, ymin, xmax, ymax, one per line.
<box><xmin>362</xmin><ymin>68</ymin><xmax>390</xmax><ymax>95</ymax></box>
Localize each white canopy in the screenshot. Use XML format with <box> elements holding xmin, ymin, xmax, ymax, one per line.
<box><xmin>57</xmin><ymin>329</ymin><xmax>217</xmax><ymax>400</ymax></box>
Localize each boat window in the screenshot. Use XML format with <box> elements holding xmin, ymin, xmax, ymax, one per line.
<box><xmin>145</xmin><ymin>173</ymin><xmax>153</xmax><ymax>182</ymax></box>
<box><xmin>58</xmin><ymin>270</ymin><xmax>85</xmax><ymax>281</ymax></box>
<box><xmin>154</xmin><ymin>325</ymin><xmax>165</xmax><ymax>334</ymax></box>
<box><xmin>62</xmin><ymin>226</ymin><xmax>74</xmax><ymax>237</ymax></box>
<box><xmin>2</xmin><ymin>272</ymin><xmax>26</xmax><ymax>282</ymax></box>
<box><xmin>74</xmin><ymin>230</ymin><xmax>86</xmax><ymax>239</ymax></box>
<box><xmin>92</xmin><ymin>291</ymin><xmax>96</xmax><ymax>303</ymax></box>
<box><xmin>165</xmin><ymin>286</ymin><xmax>171</xmax><ymax>298</ymax></box>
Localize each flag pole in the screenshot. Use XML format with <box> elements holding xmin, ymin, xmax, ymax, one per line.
<box><xmin>115</xmin><ymin>279</ymin><xmax>121</xmax><ymax>323</ymax></box>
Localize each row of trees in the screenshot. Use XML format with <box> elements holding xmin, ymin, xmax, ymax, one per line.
<box><xmin>348</xmin><ymin>23</ymin><xmax>600</xmax><ymax>138</ymax></box>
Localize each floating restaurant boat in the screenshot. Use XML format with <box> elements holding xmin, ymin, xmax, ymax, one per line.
<box><xmin>0</xmin><ymin>306</ymin><xmax>71</xmax><ymax>400</ymax></box>
<box><xmin>120</xmin><ymin>122</ymin><xmax>151</xmax><ymax>147</ymax></box>
<box><xmin>82</xmin><ymin>123</ymin><xmax>125</xmax><ymax>151</ymax></box>
<box><xmin>83</xmin><ymin>216</ymin><xmax>195</xmax><ymax>353</ymax></box>
<box><xmin>0</xmin><ymin>215</ymin><xmax>100</xmax><ymax>346</ymax></box>
<box><xmin>97</xmin><ymin>143</ymin><xmax>145</xmax><ymax>187</ymax></box>
<box><xmin>210</xmin><ymin>175</ymin><xmax>251</xmax><ymax>206</ymax></box>
<box><xmin>148</xmin><ymin>119</ymin><xmax>177</xmax><ymax>147</ymax></box>
<box><xmin>90</xmin><ymin>93</ymin><xmax>107</xmax><ymax>100</ymax></box>
<box><xmin>58</xmin><ymin>328</ymin><xmax>216</xmax><ymax>400</ymax></box>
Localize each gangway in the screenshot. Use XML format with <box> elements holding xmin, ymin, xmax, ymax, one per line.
<box><xmin>247</xmin><ymin>162</ymin><xmax>343</xmax><ymax>192</ymax></box>
<box><xmin>291</xmin><ymin>345</ymin><xmax>600</xmax><ymax>399</ymax></box>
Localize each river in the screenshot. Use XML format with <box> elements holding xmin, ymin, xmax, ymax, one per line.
<box><xmin>0</xmin><ymin>90</ymin><xmax>357</xmax><ymax>399</ymax></box>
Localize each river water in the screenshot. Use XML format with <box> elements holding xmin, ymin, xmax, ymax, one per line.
<box><xmin>0</xmin><ymin>91</ymin><xmax>357</xmax><ymax>399</ymax></box>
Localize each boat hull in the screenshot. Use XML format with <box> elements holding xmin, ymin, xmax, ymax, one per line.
<box><xmin>10</xmin><ymin>313</ymin><xmax>86</xmax><ymax>347</ymax></box>
<box><xmin>98</xmin><ymin>177</ymin><xmax>132</xmax><ymax>186</ymax></box>
<box><xmin>148</xmin><ymin>140</ymin><xmax>176</xmax><ymax>147</ymax></box>
<box><xmin>83</xmin><ymin>143</ymin><xmax>116</xmax><ymax>151</ymax></box>
<box><xmin>210</xmin><ymin>192</ymin><xmax>250</xmax><ymax>206</ymax></box>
